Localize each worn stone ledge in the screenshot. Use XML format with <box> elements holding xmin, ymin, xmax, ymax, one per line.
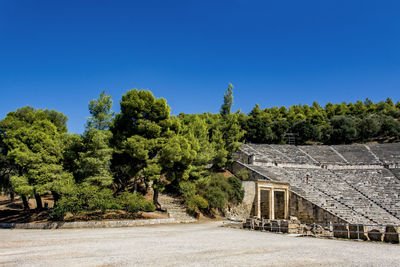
<box><xmin>0</xmin><ymin>218</ymin><xmax>180</xmax><ymax>230</ymax></box>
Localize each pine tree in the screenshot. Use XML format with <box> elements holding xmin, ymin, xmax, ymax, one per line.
<box><xmin>220</xmin><ymin>83</ymin><xmax>234</xmax><ymax>116</ymax></box>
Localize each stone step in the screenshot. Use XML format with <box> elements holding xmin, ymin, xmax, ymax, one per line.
<box><xmin>158</xmin><ymin>193</ymin><xmax>197</xmax><ymax>223</ymax></box>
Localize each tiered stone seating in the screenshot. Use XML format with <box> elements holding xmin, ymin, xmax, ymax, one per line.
<box><xmin>298</xmin><ymin>146</ymin><xmax>347</xmax><ymax>164</ymax></box>
<box><xmin>391</xmin><ymin>169</ymin><xmax>400</xmax><ymax>180</ymax></box>
<box><xmin>283</xmin><ymin>168</ymin><xmax>400</xmax><ymax>225</ymax></box>
<box><xmin>244</xmin><ymin>144</ymin><xmax>289</xmax><ymax>163</ymax></box>
<box><xmin>269</xmin><ymin>145</ymin><xmax>316</xmax><ymax>164</ymax></box>
<box><xmin>334</xmin><ymin>169</ymin><xmax>400</xmax><ymax>219</ymax></box>
<box><xmin>333</xmin><ymin>145</ymin><xmax>380</xmax><ymax>165</ymax></box>
<box><xmin>367</xmin><ymin>143</ymin><xmax>400</xmax><ymax>165</ymax></box>
<box><xmin>238</xmin><ymin>143</ymin><xmax>400</xmax><ymax>225</ymax></box>
<box><xmin>250</xmin><ymin>165</ymin><xmax>373</xmax><ymax>224</ymax></box>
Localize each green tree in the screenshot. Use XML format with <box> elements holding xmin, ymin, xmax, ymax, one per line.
<box><xmin>76</xmin><ymin>129</ymin><xmax>113</xmax><ymax>187</ymax></box>
<box><xmin>86</xmin><ymin>90</ymin><xmax>114</xmax><ymax>130</ymax></box>
<box><xmin>291</xmin><ymin>120</ymin><xmax>320</xmax><ymax>145</ymax></box>
<box><xmin>220</xmin><ymin>83</ymin><xmax>234</xmax><ymax>116</ymax></box>
<box><xmin>0</xmin><ymin>107</ymin><xmax>74</xmax><ymax>209</ymax></box>
<box><xmin>76</xmin><ymin>91</ymin><xmax>115</xmax><ymax>187</ymax></box>
<box><xmin>357</xmin><ymin>115</ymin><xmax>381</xmax><ymax>141</ymax></box>
<box><xmin>111</xmin><ymin>89</ymin><xmax>176</xmax><ymax>208</ymax></box>
<box><xmin>329</xmin><ymin>116</ymin><xmax>358</xmax><ymax>144</ymax></box>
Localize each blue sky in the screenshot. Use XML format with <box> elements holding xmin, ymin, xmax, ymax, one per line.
<box><xmin>1</xmin><ymin>0</ymin><xmax>399</xmax><ymax>134</ymax></box>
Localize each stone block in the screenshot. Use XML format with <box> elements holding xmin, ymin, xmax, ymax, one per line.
<box><xmin>270</xmin><ymin>220</ymin><xmax>280</xmax><ymax>232</ymax></box>
<box><xmin>349</xmin><ymin>224</ymin><xmax>368</xmax><ymax>240</ymax></box>
<box><xmin>384</xmin><ymin>225</ymin><xmax>400</xmax><ymax>244</ymax></box>
<box><xmin>368</xmin><ymin>229</ymin><xmax>383</xmax><ymax>242</ymax></box>
<box><xmin>333</xmin><ymin>224</ymin><xmax>349</xmax><ymax>239</ymax></box>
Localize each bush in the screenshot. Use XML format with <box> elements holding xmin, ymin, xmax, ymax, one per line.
<box><xmin>235</xmin><ymin>169</ymin><xmax>249</xmax><ymax>181</ymax></box>
<box><xmin>179</xmin><ymin>173</ymin><xmax>244</xmax><ymax>213</ymax></box>
<box><xmin>49</xmin><ymin>185</ymin><xmax>121</xmax><ymax>220</ymax></box>
<box><xmin>117</xmin><ymin>192</ymin><xmax>155</xmax><ymax>213</ymax></box>
<box><xmin>228</xmin><ymin>176</ymin><xmax>244</xmax><ymax>203</ymax></box>
<box><xmin>179</xmin><ymin>181</ymin><xmax>208</xmax><ymax>213</ymax></box>
<box><xmin>206</xmin><ymin>186</ymin><xmax>227</xmax><ymax>210</ymax></box>
<box><xmin>329</xmin><ymin>116</ymin><xmax>357</xmax><ymax>144</ymax></box>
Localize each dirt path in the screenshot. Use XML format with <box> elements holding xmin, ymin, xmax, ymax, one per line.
<box><xmin>0</xmin><ymin>222</ymin><xmax>399</xmax><ymax>266</ymax></box>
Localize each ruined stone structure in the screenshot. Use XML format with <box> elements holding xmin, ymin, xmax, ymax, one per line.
<box><xmin>254</xmin><ymin>181</ymin><xmax>289</xmax><ymax>220</ymax></box>
<box><xmin>231</xmin><ymin>143</ymin><xmax>400</xmax><ymax>226</ymax></box>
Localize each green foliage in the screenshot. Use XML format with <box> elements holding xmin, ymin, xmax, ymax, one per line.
<box><xmin>179</xmin><ymin>173</ymin><xmax>244</xmax><ymax>213</ymax></box>
<box><xmin>235</xmin><ymin>168</ymin><xmax>250</xmax><ymax>181</ymax></box>
<box><xmin>0</xmin><ymin>136</ymin><xmax>17</xmax><ymax>195</ymax></box>
<box><xmin>179</xmin><ymin>181</ymin><xmax>208</xmax><ymax>213</ymax></box>
<box><xmin>0</xmin><ymin>106</ymin><xmax>72</xmax><ymax>200</ymax></box>
<box><xmin>329</xmin><ymin>116</ymin><xmax>357</xmax><ymax>144</ymax></box>
<box><xmin>228</xmin><ymin>176</ymin><xmax>245</xmax><ymax>203</ymax></box>
<box><xmin>241</xmin><ymin>98</ymin><xmax>400</xmax><ymax>144</ymax></box>
<box><xmin>77</xmin><ymin>129</ymin><xmax>113</xmax><ymax>187</ymax></box>
<box><xmin>206</xmin><ymin>186</ymin><xmax>227</xmax><ymax>210</ymax></box>
<box><xmin>86</xmin><ymin>90</ymin><xmax>114</xmax><ymax>131</ymax></box>
<box><xmin>111</xmin><ymin>89</ymin><xmax>182</xmax><ymax>206</ymax></box>
<box><xmin>117</xmin><ymin>192</ymin><xmax>155</xmax><ymax>213</ymax></box>
<box><xmin>220</xmin><ymin>83</ymin><xmax>234</xmax><ymax>116</ymax></box>
<box><xmin>49</xmin><ymin>185</ymin><xmax>121</xmax><ymax>220</ymax></box>
<box><xmin>291</xmin><ymin>120</ymin><xmax>320</xmax><ymax>145</ymax></box>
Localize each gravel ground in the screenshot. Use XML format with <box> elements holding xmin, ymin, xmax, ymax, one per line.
<box><xmin>0</xmin><ymin>221</ymin><xmax>399</xmax><ymax>266</ymax></box>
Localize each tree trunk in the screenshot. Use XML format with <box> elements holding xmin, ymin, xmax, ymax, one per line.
<box><xmin>34</xmin><ymin>193</ymin><xmax>43</xmax><ymax>210</ymax></box>
<box><xmin>51</xmin><ymin>191</ymin><xmax>60</xmax><ymax>204</ymax></box>
<box><xmin>21</xmin><ymin>195</ymin><xmax>29</xmax><ymax>210</ymax></box>
<box><xmin>9</xmin><ymin>191</ymin><xmax>15</xmax><ymax>202</ymax></box>
<box><xmin>133</xmin><ymin>177</ymin><xmax>138</xmax><ymax>192</ymax></box>
<box><xmin>153</xmin><ymin>188</ymin><xmax>161</xmax><ymax>210</ymax></box>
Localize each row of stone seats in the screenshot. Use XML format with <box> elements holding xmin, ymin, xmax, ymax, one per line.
<box><xmin>283</xmin><ymin>167</ymin><xmax>400</xmax><ymax>225</ymax></box>
<box><xmin>240</xmin><ymin>143</ymin><xmax>400</xmax><ymax>166</ymax></box>
<box><xmin>391</xmin><ymin>169</ymin><xmax>400</xmax><ymax>180</ymax></box>
<box><xmin>334</xmin><ymin>169</ymin><xmax>400</xmax><ymax>218</ymax></box>
<box><xmin>334</xmin><ymin>145</ymin><xmax>380</xmax><ymax>164</ymax></box>
<box><xmin>244</xmin><ymin>144</ymin><xmax>289</xmax><ymax>163</ymax></box>
<box><xmin>368</xmin><ymin>143</ymin><xmax>400</xmax><ymax>166</ymax></box>
<box><xmin>269</xmin><ymin>144</ymin><xmax>316</xmax><ymax>164</ymax></box>
<box><xmin>249</xmin><ymin>165</ymin><xmax>373</xmax><ymax>224</ymax></box>
<box><xmin>297</xmin><ymin>146</ymin><xmax>347</xmax><ymax>164</ymax></box>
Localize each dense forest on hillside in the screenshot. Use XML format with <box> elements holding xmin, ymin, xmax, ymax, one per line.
<box><xmin>241</xmin><ymin>97</ymin><xmax>400</xmax><ymax>145</ymax></box>
<box><xmin>0</xmin><ymin>85</ymin><xmax>399</xmax><ymax>220</ymax></box>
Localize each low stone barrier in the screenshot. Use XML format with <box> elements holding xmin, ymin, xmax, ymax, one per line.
<box><xmin>384</xmin><ymin>225</ymin><xmax>400</xmax><ymax>243</ymax></box>
<box><xmin>349</xmin><ymin>224</ymin><xmax>368</xmax><ymax>240</ymax></box>
<box><xmin>0</xmin><ymin>218</ymin><xmax>177</xmax><ymax>229</ymax></box>
<box><xmin>333</xmin><ymin>224</ymin><xmax>349</xmax><ymax>239</ymax></box>
<box><xmin>241</xmin><ymin>218</ymin><xmax>399</xmax><ymax>244</ymax></box>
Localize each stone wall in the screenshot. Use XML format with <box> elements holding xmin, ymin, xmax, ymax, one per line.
<box><xmin>0</xmin><ymin>218</ymin><xmax>177</xmax><ymax>229</ymax></box>
<box><xmin>289</xmin><ymin>192</ymin><xmax>346</xmax><ymax>224</ymax></box>
<box><xmin>225</xmin><ymin>181</ymin><xmax>256</xmax><ymax>220</ymax></box>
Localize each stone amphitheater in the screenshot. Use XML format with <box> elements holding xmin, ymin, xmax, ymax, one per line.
<box><xmin>232</xmin><ymin>143</ymin><xmax>400</xmax><ymax>226</ymax></box>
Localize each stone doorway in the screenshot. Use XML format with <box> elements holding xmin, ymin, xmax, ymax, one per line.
<box><xmin>260</xmin><ymin>190</ymin><xmax>270</xmax><ymax>219</ymax></box>
<box><xmin>274</xmin><ymin>191</ymin><xmax>285</xmax><ymax>219</ymax></box>
<box><xmin>255</xmin><ymin>181</ymin><xmax>289</xmax><ymax>220</ymax></box>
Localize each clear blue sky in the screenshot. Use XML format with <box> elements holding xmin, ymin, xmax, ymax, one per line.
<box><xmin>1</xmin><ymin>0</ymin><xmax>399</xmax><ymax>134</ymax></box>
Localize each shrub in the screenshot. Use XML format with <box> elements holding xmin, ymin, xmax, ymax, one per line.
<box><xmin>228</xmin><ymin>176</ymin><xmax>244</xmax><ymax>203</ymax></box>
<box><xmin>179</xmin><ymin>181</ymin><xmax>208</xmax><ymax>213</ymax></box>
<box><xmin>117</xmin><ymin>192</ymin><xmax>155</xmax><ymax>213</ymax></box>
<box><xmin>235</xmin><ymin>169</ymin><xmax>250</xmax><ymax>181</ymax></box>
<box><xmin>49</xmin><ymin>185</ymin><xmax>121</xmax><ymax>220</ymax></box>
<box><xmin>206</xmin><ymin>186</ymin><xmax>227</xmax><ymax>210</ymax></box>
<box><xmin>179</xmin><ymin>173</ymin><xmax>244</xmax><ymax>213</ymax></box>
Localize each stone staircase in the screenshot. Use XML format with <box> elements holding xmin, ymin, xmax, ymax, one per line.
<box><xmin>158</xmin><ymin>193</ymin><xmax>197</xmax><ymax>223</ymax></box>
